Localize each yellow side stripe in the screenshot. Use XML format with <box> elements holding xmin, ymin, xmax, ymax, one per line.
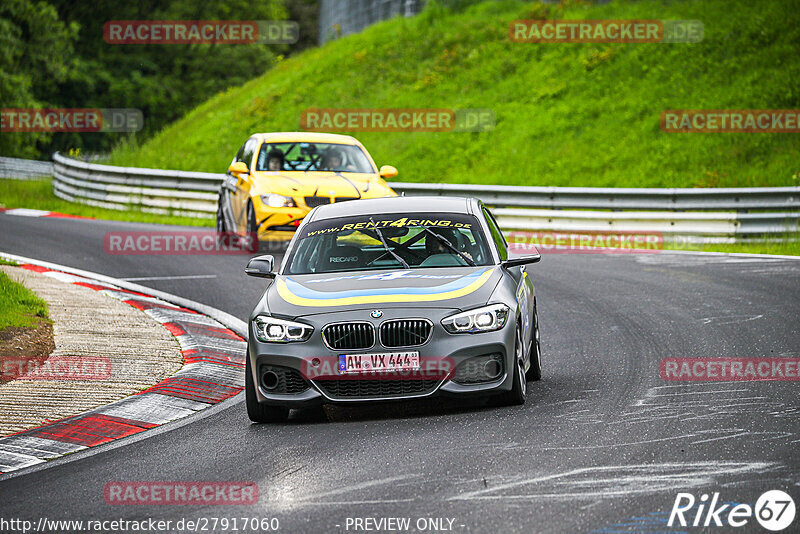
<box><xmin>276</xmin><ymin>269</ymin><xmax>495</xmax><ymax>307</ymax></box>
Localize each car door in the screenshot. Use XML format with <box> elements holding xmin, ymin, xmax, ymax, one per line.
<box><xmin>483</xmin><ymin>206</ymin><xmax>535</xmax><ymax>353</ymax></box>
<box><xmin>231</xmin><ymin>138</ymin><xmax>258</xmax><ymax>233</ymax></box>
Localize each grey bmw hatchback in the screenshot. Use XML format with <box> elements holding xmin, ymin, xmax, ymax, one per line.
<box><xmin>243</xmin><ymin>196</ymin><xmax>542</xmax><ymax>422</ymax></box>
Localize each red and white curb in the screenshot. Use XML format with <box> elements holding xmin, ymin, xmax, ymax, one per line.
<box><xmin>0</xmin><ymin>207</ymin><xmax>91</xmax><ymax>219</ymax></box>
<box><xmin>0</xmin><ymin>257</ymin><xmax>246</xmax><ymax>475</ymax></box>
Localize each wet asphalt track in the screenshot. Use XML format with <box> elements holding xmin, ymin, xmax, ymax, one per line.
<box><xmin>0</xmin><ymin>212</ymin><xmax>798</xmax><ymax>533</ymax></box>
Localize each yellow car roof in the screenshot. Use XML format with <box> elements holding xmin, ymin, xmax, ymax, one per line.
<box><xmin>252</xmin><ymin>132</ymin><xmax>363</xmax><ymax>145</ymax></box>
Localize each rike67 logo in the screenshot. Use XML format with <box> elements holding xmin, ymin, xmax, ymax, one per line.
<box><xmin>669</xmin><ymin>490</ymin><xmax>796</xmax><ymax>531</ymax></box>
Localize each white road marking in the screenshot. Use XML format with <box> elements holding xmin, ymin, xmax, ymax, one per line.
<box><xmin>580</xmin><ymin>500</ymin><xmax>603</xmax><ymax>511</ymax></box>
<box><xmin>448</xmin><ymin>462</ymin><xmax>776</xmax><ymax>501</ymax></box>
<box><xmin>3</xmin><ymin>208</ymin><xmax>51</xmax><ymax>217</ymax></box>
<box><xmin>299</xmin><ymin>474</ymin><xmax>420</xmax><ymax>501</ymax></box>
<box><xmin>642</xmin><ymin>389</ymin><xmax>749</xmax><ymax>398</ymax></box>
<box><xmin>647</xmin><ymin>381</ymin><xmax>745</xmax><ymax>390</ymax></box>
<box><xmin>700</xmin><ymin>314</ymin><xmax>764</xmax><ymax>325</ymax></box>
<box><xmin>691</xmin><ymin>430</ymin><xmax>751</xmax><ymax>444</ymax></box>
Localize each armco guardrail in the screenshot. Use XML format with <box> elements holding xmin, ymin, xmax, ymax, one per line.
<box><xmin>53</xmin><ymin>152</ymin><xmax>221</xmax><ymax>218</ymax></box>
<box><xmin>49</xmin><ymin>153</ymin><xmax>799</xmax><ymax>237</ymax></box>
<box><xmin>492</xmin><ymin>208</ymin><xmax>798</xmax><ymax>237</ymax></box>
<box><xmin>391</xmin><ymin>182</ymin><xmax>800</xmax><ymax>211</ymax></box>
<box><xmin>0</xmin><ymin>157</ymin><xmax>54</xmax><ymax>179</ymax></box>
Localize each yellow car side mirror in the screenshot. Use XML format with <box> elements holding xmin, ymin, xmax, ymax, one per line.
<box><xmin>228</xmin><ymin>161</ymin><xmax>249</xmax><ymax>174</ymax></box>
<box><xmin>379</xmin><ymin>165</ymin><xmax>398</xmax><ymax>179</ymax></box>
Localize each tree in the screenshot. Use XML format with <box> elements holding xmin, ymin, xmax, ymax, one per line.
<box><xmin>0</xmin><ymin>0</ymin><xmax>76</xmax><ymax>158</ymax></box>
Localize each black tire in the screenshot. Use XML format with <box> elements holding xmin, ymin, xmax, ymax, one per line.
<box><xmin>497</xmin><ymin>322</ymin><xmax>527</xmax><ymax>406</ymax></box>
<box><xmin>245</xmin><ymin>357</ymin><xmax>289</xmax><ymax>423</ymax></box>
<box><xmin>244</xmin><ymin>201</ymin><xmax>266</xmax><ymax>252</ymax></box>
<box><xmin>526</xmin><ymin>300</ymin><xmax>542</xmax><ymax>381</ymax></box>
<box><xmin>216</xmin><ymin>196</ymin><xmax>228</xmax><ymax>245</ymax></box>
<box><xmin>216</xmin><ymin>197</ymin><xmax>227</xmax><ymax>232</ymax></box>
<box><xmin>246</xmin><ymin>201</ymin><xmax>258</xmax><ymax>235</ymax></box>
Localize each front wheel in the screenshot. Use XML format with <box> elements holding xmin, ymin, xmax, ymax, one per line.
<box><xmin>216</xmin><ymin>195</ymin><xmax>228</xmax><ymax>241</ymax></box>
<box><xmin>246</xmin><ymin>201</ymin><xmax>259</xmax><ymax>235</ymax></box>
<box><xmin>497</xmin><ymin>323</ymin><xmax>527</xmax><ymax>406</ymax></box>
<box><xmin>245</xmin><ymin>357</ymin><xmax>289</xmax><ymax>423</ymax></box>
<box><xmin>526</xmin><ymin>301</ymin><xmax>542</xmax><ymax>381</ymax></box>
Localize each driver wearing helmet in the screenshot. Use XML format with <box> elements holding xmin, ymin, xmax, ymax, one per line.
<box><xmin>266</xmin><ymin>148</ymin><xmax>284</xmax><ymax>171</ymax></box>
<box><xmin>426</xmin><ymin>227</ymin><xmax>461</xmax><ymax>256</ymax></box>
<box><xmin>324</xmin><ymin>148</ymin><xmax>355</xmax><ymax>171</ymax></box>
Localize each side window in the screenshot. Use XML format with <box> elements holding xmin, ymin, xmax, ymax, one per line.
<box><xmin>482</xmin><ymin>206</ymin><xmax>508</xmax><ymax>261</ymax></box>
<box><xmin>241</xmin><ymin>139</ymin><xmax>257</xmax><ymax>169</ymax></box>
<box><xmin>256</xmin><ymin>143</ymin><xmax>268</xmax><ymax>170</ymax></box>
<box><xmin>234</xmin><ymin>141</ymin><xmax>246</xmax><ymax>163</ymax></box>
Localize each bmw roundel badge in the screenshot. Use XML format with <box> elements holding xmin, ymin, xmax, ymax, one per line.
<box><xmin>370</xmin><ymin>310</ymin><xmax>383</xmax><ymax>319</ymax></box>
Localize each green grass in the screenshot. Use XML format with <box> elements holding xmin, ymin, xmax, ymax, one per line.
<box><xmin>0</xmin><ymin>270</ymin><xmax>50</xmax><ymax>330</ymax></box>
<box><xmin>0</xmin><ymin>178</ymin><xmax>211</xmax><ymax>227</ymax></box>
<box><xmin>109</xmin><ymin>0</ymin><xmax>800</xmax><ymax>189</ymax></box>
<box><xmin>688</xmin><ymin>236</ymin><xmax>800</xmax><ymax>256</ymax></box>
<box><xmin>502</xmin><ymin>230</ymin><xmax>800</xmax><ymax>257</ymax></box>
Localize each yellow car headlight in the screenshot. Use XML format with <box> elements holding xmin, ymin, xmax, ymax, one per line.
<box><xmin>261</xmin><ymin>194</ymin><xmax>296</xmax><ymax>208</ymax></box>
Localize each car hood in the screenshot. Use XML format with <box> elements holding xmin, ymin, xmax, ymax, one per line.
<box><xmin>250</xmin><ymin>171</ymin><xmax>394</xmax><ymax>199</ymax></box>
<box><xmin>266</xmin><ymin>266</ymin><xmax>503</xmax><ymax>317</ymax></box>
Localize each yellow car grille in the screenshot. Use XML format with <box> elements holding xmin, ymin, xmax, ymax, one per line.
<box><xmin>304</xmin><ymin>196</ymin><xmax>358</xmax><ymax>208</ymax></box>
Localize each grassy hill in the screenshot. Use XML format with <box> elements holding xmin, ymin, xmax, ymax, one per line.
<box><xmin>109</xmin><ymin>0</ymin><xmax>800</xmax><ymax>188</ymax></box>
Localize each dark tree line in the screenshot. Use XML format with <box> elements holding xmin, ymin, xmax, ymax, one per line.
<box><xmin>1</xmin><ymin>0</ymin><xmax>319</xmax><ymax>159</ymax></box>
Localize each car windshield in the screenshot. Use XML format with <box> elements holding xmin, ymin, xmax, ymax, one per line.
<box><xmin>284</xmin><ymin>213</ymin><xmax>494</xmax><ymax>274</ymax></box>
<box><xmin>255</xmin><ymin>142</ymin><xmax>375</xmax><ymax>173</ymax></box>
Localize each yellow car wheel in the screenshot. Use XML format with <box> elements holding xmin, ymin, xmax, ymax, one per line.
<box><xmin>246</xmin><ymin>202</ymin><xmax>258</xmax><ymax>235</ymax></box>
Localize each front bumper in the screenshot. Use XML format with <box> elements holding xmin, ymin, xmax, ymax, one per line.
<box><xmin>247</xmin><ymin>308</ymin><xmax>517</xmax><ymax>407</ymax></box>
<box><xmin>253</xmin><ymin>203</ymin><xmax>307</xmax><ymax>239</ymax></box>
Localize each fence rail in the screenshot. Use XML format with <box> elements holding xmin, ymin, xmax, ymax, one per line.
<box><xmin>0</xmin><ymin>157</ymin><xmax>54</xmax><ymax>179</ymax></box>
<box><xmin>393</xmin><ymin>182</ymin><xmax>800</xmax><ymax>211</ymax></box>
<box><xmin>52</xmin><ymin>152</ymin><xmax>221</xmax><ymax>218</ymax></box>
<box><xmin>35</xmin><ymin>154</ymin><xmax>799</xmax><ymax>237</ymax></box>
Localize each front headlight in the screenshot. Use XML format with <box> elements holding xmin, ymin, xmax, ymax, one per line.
<box><xmin>442</xmin><ymin>304</ymin><xmax>510</xmax><ymax>334</ymax></box>
<box><xmin>253</xmin><ymin>315</ymin><xmax>313</xmax><ymax>343</ymax></box>
<box><xmin>261</xmin><ymin>193</ymin><xmax>296</xmax><ymax>208</ymax></box>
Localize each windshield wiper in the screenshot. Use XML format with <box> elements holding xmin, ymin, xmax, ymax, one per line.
<box><xmin>415</xmin><ymin>225</ymin><xmax>476</xmax><ymax>266</ymax></box>
<box><xmin>369</xmin><ymin>217</ymin><xmax>409</xmax><ymax>269</ymax></box>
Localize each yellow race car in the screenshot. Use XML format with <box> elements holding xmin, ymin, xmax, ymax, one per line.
<box><xmin>216</xmin><ymin>132</ymin><xmax>398</xmax><ymax>243</ymax></box>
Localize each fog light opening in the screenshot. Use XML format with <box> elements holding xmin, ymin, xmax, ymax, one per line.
<box><xmin>483</xmin><ymin>359</ymin><xmax>502</xmax><ymax>380</ymax></box>
<box><xmin>262</xmin><ymin>371</ymin><xmax>279</xmax><ymax>390</ymax></box>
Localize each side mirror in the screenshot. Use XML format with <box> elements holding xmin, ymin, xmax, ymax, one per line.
<box><xmin>228</xmin><ymin>161</ymin><xmax>249</xmax><ymax>174</ymax></box>
<box><xmin>245</xmin><ymin>254</ymin><xmax>275</xmax><ymax>278</ymax></box>
<box><xmin>502</xmin><ymin>252</ymin><xmax>541</xmax><ymax>268</ymax></box>
<box><xmin>379</xmin><ymin>165</ymin><xmax>398</xmax><ymax>179</ymax></box>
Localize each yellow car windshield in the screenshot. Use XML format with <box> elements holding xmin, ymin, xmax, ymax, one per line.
<box><xmin>256</xmin><ymin>142</ymin><xmax>375</xmax><ymax>173</ymax></box>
